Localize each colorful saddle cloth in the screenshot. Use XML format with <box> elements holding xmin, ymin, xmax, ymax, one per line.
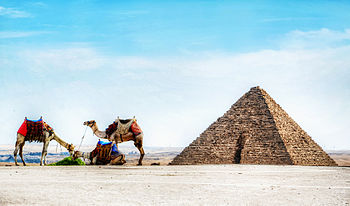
<box><xmin>91</xmin><ymin>140</ymin><xmax>121</xmax><ymax>165</ymax></box>
<box><xmin>105</xmin><ymin>122</ymin><xmax>118</xmax><ymax>137</ymax></box>
<box><xmin>17</xmin><ymin>117</ymin><xmax>54</xmax><ymax>142</ymax></box>
<box><xmin>105</xmin><ymin>118</ymin><xmax>142</xmax><ymax>138</ymax></box>
<box><xmin>130</xmin><ymin>121</ymin><xmax>142</xmax><ymax>136</ymax></box>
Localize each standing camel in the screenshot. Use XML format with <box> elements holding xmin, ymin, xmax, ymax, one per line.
<box><xmin>14</xmin><ymin>117</ymin><xmax>75</xmax><ymax>166</ymax></box>
<box><xmin>83</xmin><ymin>118</ymin><xmax>145</xmax><ymax>165</ymax></box>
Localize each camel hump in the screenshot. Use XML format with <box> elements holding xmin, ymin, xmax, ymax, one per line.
<box><xmin>116</xmin><ymin>116</ymin><xmax>136</xmax><ymax>124</ymax></box>
<box><xmin>106</xmin><ymin>117</ymin><xmax>138</xmax><ymax>137</ymax></box>
<box><xmin>23</xmin><ymin>117</ymin><xmax>45</xmax><ymax>142</ymax></box>
<box><xmin>118</xmin><ymin>119</ymin><xmax>134</xmax><ymax>124</ymax></box>
<box><xmin>115</xmin><ymin>118</ymin><xmax>135</xmax><ymax>135</ymax></box>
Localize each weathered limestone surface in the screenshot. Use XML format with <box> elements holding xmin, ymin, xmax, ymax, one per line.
<box><xmin>170</xmin><ymin>86</ymin><xmax>337</xmax><ymax>166</ymax></box>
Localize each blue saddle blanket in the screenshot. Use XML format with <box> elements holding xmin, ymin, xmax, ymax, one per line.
<box><xmin>97</xmin><ymin>140</ymin><xmax>120</xmax><ymax>155</ymax></box>
<box><xmin>26</xmin><ymin>117</ymin><xmax>43</xmax><ymax>122</ymax></box>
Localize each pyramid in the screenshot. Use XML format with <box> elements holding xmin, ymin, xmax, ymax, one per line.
<box><xmin>170</xmin><ymin>86</ymin><xmax>337</xmax><ymax>166</ymax></box>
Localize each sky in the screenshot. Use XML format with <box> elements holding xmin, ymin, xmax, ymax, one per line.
<box><xmin>0</xmin><ymin>0</ymin><xmax>349</xmax><ymax>149</ymax></box>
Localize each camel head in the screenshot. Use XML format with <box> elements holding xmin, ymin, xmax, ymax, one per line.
<box><xmin>83</xmin><ymin>120</ymin><xmax>96</xmax><ymax>127</ymax></box>
<box><xmin>68</xmin><ymin>144</ymin><xmax>75</xmax><ymax>157</ymax></box>
<box><xmin>72</xmin><ymin>151</ymin><xmax>82</xmax><ymax>160</ymax></box>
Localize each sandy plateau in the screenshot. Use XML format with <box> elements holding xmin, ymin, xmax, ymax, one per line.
<box><xmin>0</xmin><ymin>165</ymin><xmax>349</xmax><ymax>205</ymax></box>
<box><xmin>1</xmin><ymin>144</ymin><xmax>350</xmax><ymax>205</ymax></box>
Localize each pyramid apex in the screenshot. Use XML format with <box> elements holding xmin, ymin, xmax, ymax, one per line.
<box><xmin>251</xmin><ymin>86</ymin><xmax>261</xmax><ymax>90</ymax></box>
<box><xmin>249</xmin><ymin>86</ymin><xmax>264</xmax><ymax>93</ymax></box>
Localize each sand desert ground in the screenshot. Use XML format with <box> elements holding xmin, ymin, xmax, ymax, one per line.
<box><xmin>1</xmin><ymin>144</ymin><xmax>350</xmax><ymax>205</ymax></box>
<box><xmin>0</xmin><ymin>165</ymin><xmax>349</xmax><ymax>205</ymax></box>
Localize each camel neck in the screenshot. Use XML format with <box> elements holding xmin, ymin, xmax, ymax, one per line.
<box><xmin>52</xmin><ymin>133</ymin><xmax>69</xmax><ymax>149</ymax></box>
<box><xmin>92</xmin><ymin>124</ymin><xmax>99</xmax><ymax>134</ymax></box>
<box><xmin>90</xmin><ymin>123</ymin><xmax>107</xmax><ymax>138</ymax></box>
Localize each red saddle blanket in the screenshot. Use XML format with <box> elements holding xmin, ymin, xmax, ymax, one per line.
<box><xmin>131</xmin><ymin>121</ymin><xmax>142</xmax><ymax>136</ymax></box>
<box><xmin>17</xmin><ymin>121</ymin><xmax>28</xmax><ymax>137</ymax></box>
<box><xmin>17</xmin><ymin>118</ymin><xmax>54</xmax><ymax>142</ymax></box>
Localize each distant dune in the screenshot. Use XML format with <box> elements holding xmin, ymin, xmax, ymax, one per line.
<box><xmin>327</xmin><ymin>150</ymin><xmax>350</xmax><ymax>166</ymax></box>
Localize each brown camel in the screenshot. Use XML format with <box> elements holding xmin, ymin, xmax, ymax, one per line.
<box><xmin>73</xmin><ymin>140</ymin><xmax>126</xmax><ymax>165</ymax></box>
<box><xmin>14</xmin><ymin>118</ymin><xmax>74</xmax><ymax>166</ymax></box>
<box><xmin>83</xmin><ymin>118</ymin><xmax>145</xmax><ymax>165</ymax></box>
<box><xmin>73</xmin><ymin>151</ymin><xmax>126</xmax><ymax>165</ymax></box>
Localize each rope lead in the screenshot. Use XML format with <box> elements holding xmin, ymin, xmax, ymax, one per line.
<box><xmin>78</xmin><ymin>126</ymin><xmax>88</xmax><ymax>151</ymax></box>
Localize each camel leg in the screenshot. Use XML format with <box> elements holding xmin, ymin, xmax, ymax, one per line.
<box><xmin>41</xmin><ymin>140</ymin><xmax>50</xmax><ymax>166</ymax></box>
<box><xmin>14</xmin><ymin>145</ymin><xmax>19</xmax><ymax>166</ymax></box>
<box><xmin>137</xmin><ymin>145</ymin><xmax>145</xmax><ymax>166</ymax></box>
<box><xmin>43</xmin><ymin>141</ymin><xmax>50</xmax><ymax>165</ymax></box>
<box><xmin>14</xmin><ymin>140</ymin><xmax>20</xmax><ymax>166</ymax></box>
<box><xmin>91</xmin><ymin>156</ymin><xmax>98</xmax><ymax>165</ymax></box>
<box><xmin>19</xmin><ymin>142</ymin><xmax>26</xmax><ymax>166</ymax></box>
<box><xmin>14</xmin><ymin>134</ymin><xmax>25</xmax><ymax>166</ymax></box>
<box><xmin>40</xmin><ymin>142</ymin><xmax>44</xmax><ymax>166</ymax></box>
<box><xmin>110</xmin><ymin>154</ymin><xmax>126</xmax><ymax>165</ymax></box>
<box><xmin>134</xmin><ymin>133</ymin><xmax>144</xmax><ymax>166</ymax></box>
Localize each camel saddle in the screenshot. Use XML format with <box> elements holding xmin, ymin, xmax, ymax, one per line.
<box><xmin>105</xmin><ymin>118</ymin><xmax>142</xmax><ymax>138</ymax></box>
<box><xmin>91</xmin><ymin>140</ymin><xmax>119</xmax><ymax>165</ymax></box>
<box><xmin>17</xmin><ymin>117</ymin><xmax>54</xmax><ymax>142</ymax></box>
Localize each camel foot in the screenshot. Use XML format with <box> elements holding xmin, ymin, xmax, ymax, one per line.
<box><xmin>137</xmin><ymin>163</ymin><xmax>142</xmax><ymax>166</ymax></box>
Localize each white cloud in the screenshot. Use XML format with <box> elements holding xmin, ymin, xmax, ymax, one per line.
<box><xmin>1</xmin><ymin>28</ymin><xmax>349</xmax><ymax>149</ymax></box>
<box><xmin>0</xmin><ymin>31</ymin><xmax>49</xmax><ymax>39</ymax></box>
<box><xmin>282</xmin><ymin>28</ymin><xmax>350</xmax><ymax>49</ymax></box>
<box><xmin>180</xmin><ymin>47</ymin><xmax>350</xmax><ymax>79</ymax></box>
<box><xmin>13</xmin><ymin>28</ymin><xmax>350</xmax><ymax>76</ymax></box>
<box><xmin>0</xmin><ymin>6</ymin><xmax>31</xmax><ymax>18</ymax></box>
<box><xmin>28</xmin><ymin>2</ymin><xmax>47</xmax><ymax>8</ymax></box>
<box><xmin>19</xmin><ymin>48</ymin><xmax>106</xmax><ymax>71</ymax></box>
<box><xmin>260</xmin><ymin>17</ymin><xmax>322</xmax><ymax>23</ymax></box>
<box><xmin>117</xmin><ymin>10</ymin><xmax>149</xmax><ymax>17</ymax></box>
